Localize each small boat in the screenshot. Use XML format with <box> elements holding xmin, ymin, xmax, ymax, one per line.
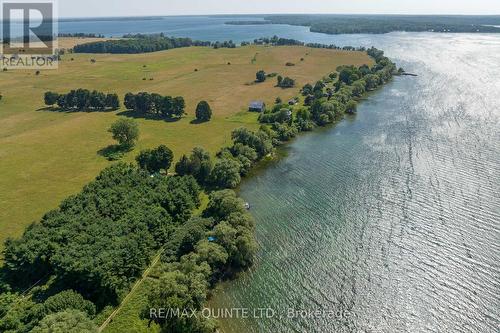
<box><xmin>244</xmin><ymin>202</ymin><xmax>251</xmax><ymax>210</ymax></box>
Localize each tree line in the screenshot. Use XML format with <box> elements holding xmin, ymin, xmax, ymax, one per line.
<box><xmin>123</xmin><ymin>92</ymin><xmax>186</xmax><ymax>118</ymax></box>
<box><xmin>250</xmin><ymin>15</ymin><xmax>500</xmax><ymax>34</ymax></box>
<box><xmin>256</xmin><ymin>47</ymin><xmax>398</xmax><ymax>136</ymax></box>
<box><xmin>73</xmin><ymin>34</ymin><xmax>238</xmax><ymax>54</ymax></box>
<box><xmin>58</xmin><ymin>33</ymin><xmax>105</xmax><ymax>38</ymax></box>
<box><xmin>44</xmin><ymin>89</ymin><xmax>120</xmax><ymax>111</ymax></box>
<box><xmin>72</xmin><ymin>33</ymin><xmax>372</xmax><ymax>55</ymax></box>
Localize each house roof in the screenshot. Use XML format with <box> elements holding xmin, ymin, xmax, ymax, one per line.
<box><xmin>249</xmin><ymin>100</ymin><xmax>265</xmax><ymax>109</ymax></box>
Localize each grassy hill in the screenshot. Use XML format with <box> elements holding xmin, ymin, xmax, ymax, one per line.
<box><xmin>0</xmin><ymin>40</ymin><xmax>372</xmax><ymax>251</ymax></box>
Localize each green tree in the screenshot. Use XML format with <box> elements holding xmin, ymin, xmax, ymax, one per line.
<box><xmin>365</xmin><ymin>74</ymin><xmax>379</xmax><ymax>90</ymax></box>
<box><xmin>109</xmin><ymin>118</ymin><xmax>139</xmax><ymax>148</ymax></box>
<box><xmin>42</xmin><ymin>290</ymin><xmax>96</xmax><ymax>318</ymax></box>
<box><xmin>210</xmin><ymin>159</ymin><xmax>241</xmax><ymax>189</ymax></box>
<box><xmin>277</xmin><ymin>75</ymin><xmax>283</xmax><ymax>86</ymax></box>
<box><xmin>301</xmin><ymin>83</ymin><xmax>313</xmax><ymax>96</ymax></box>
<box><xmin>351</xmin><ymin>80</ymin><xmax>366</xmax><ymax>97</ymax></box>
<box><xmin>212</xmin><ymin>221</ymin><xmax>257</xmax><ymax>269</ymax></box>
<box><xmin>313</xmin><ymin>80</ymin><xmax>325</xmax><ymax>92</ymax></box>
<box><xmin>203</xmin><ymin>190</ymin><xmax>245</xmax><ymax>221</ymax></box>
<box><xmin>278</xmin><ymin>76</ymin><xmax>295</xmax><ymax>88</ymax></box>
<box><xmin>172</xmin><ymin>96</ymin><xmax>186</xmax><ymax>117</ymax></box>
<box><xmin>231</xmin><ymin>127</ymin><xmax>273</xmax><ymax>158</ymax></box>
<box><xmin>105</xmin><ymin>93</ymin><xmax>120</xmax><ymax>109</ymax></box>
<box><xmin>124</xmin><ymin>92</ymin><xmax>136</xmax><ymax>110</ymax></box>
<box><xmin>195</xmin><ymin>240</ymin><xmax>228</xmax><ymax>273</ymax></box>
<box><xmin>175</xmin><ymin>147</ymin><xmax>213</xmax><ymax>185</ymax></box>
<box><xmin>31</xmin><ymin>310</ymin><xmax>97</xmax><ymax>333</ymax></box>
<box><xmin>44</xmin><ymin>91</ymin><xmax>59</xmax><ymax>106</ymax></box>
<box><xmin>134</xmin><ymin>92</ymin><xmax>153</xmax><ymax>114</ymax></box>
<box><xmin>136</xmin><ymin>145</ymin><xmax>174</xmax><ymax>173</ymax></box>
<box><xmin>345</xmin><ymin>100</ymin><xmax>358</xmax><ymax>114</ymax></box>
<box><xmin>175</xmin><ymin>155</ymin><xmax>190</xmax><ymax>176</ymax></box>
<box><xmin>195</xmin><ymin>101</ymin><xmax>212</xmax><ymax>122</ymax></box>
<box><xmin>161</xmin><ymin>96</ymin><xmax>173</xmax><ymax>117</ymax></box>
<box><xmin>146</xmin><ymin>270</ymin><xmax>209</xmax><ymax>332</ymax></box>
<box><xmin>167</xmin><ymin>217</ymin><xmax>213</xmax><ymax>259</ymax></box>
<box><xmin>75</xmin><ymin>88</ymin><xmax>91</xmax><ymax>110</ymax></box>
<box><xmin>256</xmin><ymin>70</ymin><xmax>266</xmax><ymax>82</ymax></box>
<box><xmin>89</xmin><ymin>90</ymin><xmax>106</xmax><ymax>110</ymax></box>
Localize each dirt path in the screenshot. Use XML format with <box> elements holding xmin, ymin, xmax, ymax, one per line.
<box><xmin>98</xmin><ymin>249</ymin><xmax>164</xmax><ymax>332</ymax></box>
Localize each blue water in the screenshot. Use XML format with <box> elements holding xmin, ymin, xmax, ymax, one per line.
<box><xmin>57</xmin><ymin>15</ymin><xmax>311</xmax><ymax>41</ymax></box>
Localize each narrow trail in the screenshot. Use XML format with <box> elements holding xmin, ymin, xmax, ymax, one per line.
<box><xmin>98</xmin><ymin>248</ymin><xmax>164</xmax><ymax>333</ymax></box>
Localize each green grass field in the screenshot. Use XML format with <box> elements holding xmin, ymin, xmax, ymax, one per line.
<box><xmin>0</xmin><ymin>40</ymin><xmax>372</xmax><ymax>252</ymax></box>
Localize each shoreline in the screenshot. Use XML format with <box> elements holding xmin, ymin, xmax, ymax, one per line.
<box><xmin>207</xmin><ymin>62</ymin><xmax>400</xmax><ymax>333</ymax></box>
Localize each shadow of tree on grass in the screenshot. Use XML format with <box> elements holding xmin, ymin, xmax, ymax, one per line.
<box><xmin>117</xmin><ymin>110</ymin><xmax>182</xmax><ymax>123</ymax></box>
<box><xmin>37</xmin><ymin>107</ymin><xmax>119</xmax><ymax>113</ymax></box>
<box><xmin>189</xmin><ymin>118</ymin><xmax>210</xmax><ymax>125</ymax></box>
<box><xmin>97</xmin><ymin>144</ymin><xmax>132</xmax><ymax>161</ymax></box>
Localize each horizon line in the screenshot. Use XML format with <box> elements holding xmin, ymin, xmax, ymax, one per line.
<box><xmin>57</xmin><ymin>13</ymin><xmax>500</xmax><ymax>20</ymax></box>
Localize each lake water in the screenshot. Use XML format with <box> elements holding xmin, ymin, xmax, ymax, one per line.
<box><xmin>59</xmin><ymin>17</ymin><xmax>500</xmax><ymax>333</ymax></box>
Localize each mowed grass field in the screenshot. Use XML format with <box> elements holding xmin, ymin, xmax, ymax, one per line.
<box><xmin>0</xmin><ymin>40</ymin><xmax>372</xmax><ymax>251</ymax></box>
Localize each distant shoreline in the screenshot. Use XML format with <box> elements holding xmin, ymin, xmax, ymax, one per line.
<box><xmin>225</xmin><ymin>15</ymin><xmax>500</xmax><ymax>34</ymax></box>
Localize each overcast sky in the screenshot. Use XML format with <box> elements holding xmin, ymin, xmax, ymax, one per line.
<box><xmin>59</xmin><ymin>0</ymin><xmax>500</xmax><ymax>18</ymax></box>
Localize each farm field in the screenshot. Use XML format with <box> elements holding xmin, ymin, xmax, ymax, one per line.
<box><xmin>0</xmin><ymin>39</ymin><xmax>372</xmax><ymax>251</ymax></box>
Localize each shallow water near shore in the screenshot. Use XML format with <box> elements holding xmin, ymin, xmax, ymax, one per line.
<box><xmin>56</xmin><ymin>18</ymin><xmax>500</xmax><ymax>332</ymax></box>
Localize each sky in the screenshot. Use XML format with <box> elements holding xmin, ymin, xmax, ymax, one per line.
<box><xmin>59</xmin><ymin>0</ymin><xmax>500</xmax><ymax>18</ymax></box>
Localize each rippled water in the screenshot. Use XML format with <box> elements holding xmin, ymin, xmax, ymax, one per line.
<box><xmin>210</xmin><ymin>34</ymin><xmax>500</xmax><ymax>333</ymax></box>
<box><xmin>55</xmin><ymin>17</ymin><xmax>500</xmax><ymax>332</ymax></box>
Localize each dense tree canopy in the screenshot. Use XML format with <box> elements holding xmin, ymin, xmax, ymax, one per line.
<box><xmin>124</xmin><ymin>92</ymin><xmax>186</xmax><ymax>118</ymax></box>
<box><xmin>31</xmin><ymin>310</ymin><xmax>97</xmax><ymax>333</ymax></box>
<box><xmin>42</xmin><ymin>290</ymin><xmax>96</xmax><ymax>318</ymax></box>
<box><xmin>175</xmin><ymin>147</ymin><xmax>213</xmax><ymax>185</ymax></box>
<box><xmin>44</xmin><ymin>89</ymin><xmax>120</xmax><ymax>111</ymax></box>
<box><xmin>74</xmin><ymin>35</ymin><xmax>211</xmax><ymax>54</ymax></box>
<box><xmin>3</xmin><ymin>164</ymin><xmax>200</xmax><ymax>303</ymax></box>
<box><xmin>147</xmin><ymin>188</ymin><xmax>256</xmax><ymax>332</ymax></box>
<box><xmin>136</xmin><ymin>145</ymin><xmax>174</xmax><ymax>173</ymax></box>
<box><xmin>210</xmin><ymin>159</ymin><xmax>242</xmax><ymax>189</ymax></box>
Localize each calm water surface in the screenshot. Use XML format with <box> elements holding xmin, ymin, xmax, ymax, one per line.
<box><xmin>60</xmin><ymin>18</ymin><xmax>500</xmax><ymax>332</ymax></box>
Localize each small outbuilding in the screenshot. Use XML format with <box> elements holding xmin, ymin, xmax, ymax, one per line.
<box><xmin>249</xmin><ymin>100</ymin><xmax>266</xmax><ymax>112</ymax></box>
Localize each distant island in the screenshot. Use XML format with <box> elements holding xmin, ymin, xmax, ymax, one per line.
<box><xmin>226</xmin><ymin>15</ymin><xmax>500</xmax><ymax>34</ymax></box>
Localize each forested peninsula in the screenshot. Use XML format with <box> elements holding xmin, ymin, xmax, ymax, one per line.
<box><xmin>226</xmin><ymin>15</ymin><xmax>500</xmax><ymax>34</ymax></box>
